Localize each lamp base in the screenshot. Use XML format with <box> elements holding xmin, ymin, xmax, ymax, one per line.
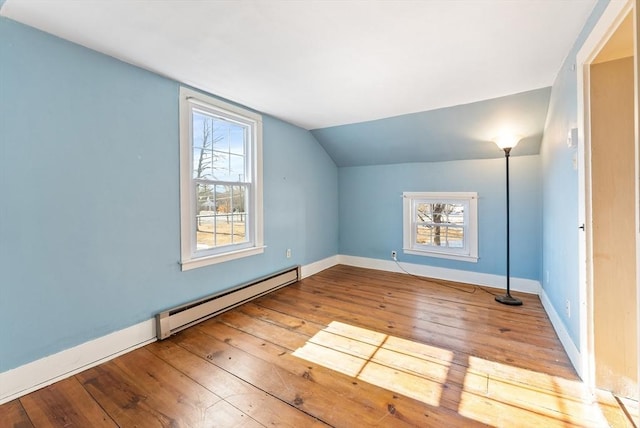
<box><xmin>495</xmin><ymin>294</ymin><xmax>523</xmax><ymax>306</ymax></box>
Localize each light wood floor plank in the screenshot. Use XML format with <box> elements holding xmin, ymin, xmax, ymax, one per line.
<box><xmin>0</xmin><ymin>264</ymin><xmax>634</xmax><ymax>427</ymax></box>
<box><xmin>77</xmin><ymin>348</ymin><xmax>259</xmax><ymax>427</ymax></box>
<box><xmin>19</xmin><ymin>377</ymin><xmax>116</xmax><ymax>428</ymax></box>
<box><xmin>240</xmin><ymin>299</ymin><xmax>598</xmax><ymax>414</ymax></box>
<box><xmin>147</xmin><ymin>339</ymin><xmax>330</xmax><ymax>428</ymax></box>
<box><xmin>213</xmin><ymin>301</ymin><xmax>602</xmax><ymax>427</ymax></box>
<box><xmin>261</xmin><ymin>283</ymin><xmax>577</xmax><ymax>378</ymax></box>
<box><xmin>304</xmin><ymin>269</ymin><xmax>560</xmax><ymax>339</ymax></box>
<box><xmin>173</xmin><ymin>326</ymin><xmax>426</xmax><ymax>427</ymax></box>
<box><xmin>0</xmin><ymin>399</ymin><xmax>34</xmax><ymax>428</ymax></box>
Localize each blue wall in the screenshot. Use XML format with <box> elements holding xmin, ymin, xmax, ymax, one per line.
<box><xmin>339</xmin><ymin>156</ymin><xmax>541</xmax><ymax>280</ymax></box>
<box><xmin>540</xmin><ymin>1</ymin><xmax>609</xmax><ymax>349</ymax></box>
<box><xmin>0</xmin><ymin>0</ymin><xmax>612</xmax><ymax>374</ymax></box>
<box><xmin>0</xmin><ymin>17</ymin><xmax>338</xmax><ymax>372</ymax></box>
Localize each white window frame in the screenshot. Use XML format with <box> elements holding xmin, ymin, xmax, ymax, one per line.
<box><xmin>402</xmin><ymin>192</ymin><xmax>478</xmax><ymax>263</ymax></box>
<box><xmin>179</xmin><ymin>87</ymin><xmax>264</xmax><ymax>271</ymax></box>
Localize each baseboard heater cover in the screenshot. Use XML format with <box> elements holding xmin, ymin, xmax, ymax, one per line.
<box><xmin>156</xmin><ymin>265</ymin><xmax>300</xmax><ymax>340</ymax></box>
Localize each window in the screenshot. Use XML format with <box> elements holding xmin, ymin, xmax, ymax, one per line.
<box><xmin>179</xmin><ymin>87</ymin><xmax>263</xmax><ymax>270</ymax></box>
<box><xmin>403</xmin><ymin>192</ymin><xmax>478</xmax><ymax>262</ymax></box>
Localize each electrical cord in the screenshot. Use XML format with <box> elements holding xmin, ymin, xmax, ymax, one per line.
<box><xmin>392</xmin><ymin>258</ymin><xmax>499</xmax><ymax>297</ymax></box>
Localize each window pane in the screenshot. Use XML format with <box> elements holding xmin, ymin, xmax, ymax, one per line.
<box><xmin>229</xmin><ymin>154</ymin><xmax>245</xmax><ymax>181</ymax></box>
<box><xmin>192</xmin><ymin>111</ymin><xmax>216</xmax><ymax>179</ymax></box>
<box><xmin>194</xmin><ymin>110</ymin><xmax>248</xmax><ymax>183</ymax></box>
<box><xmin>229</xmin><ymin>127</ymin><xmax>245</xmax><ymax>155</ymax></box>
<box><xmin>446</xmin><ymin>226</ymin><xmax>464</xmax><ymax>248</ymax></box>
<box><xmin>416</xmin><ymin>203</ymin><xmax>431</xmax><ymax>221</ymax></box>
<box><xmin>230</xmin><ymin>185</ymin><xmax>248</xmax><ymax>244</ymax></box>
<box><xmin>211</xmin><ymin>121</ymin><xmax>232</xmax><ymax>151</ymax></box>
<box><xmin>447</xmin><ymin>209</ymin><xmax>464</xmax><ymax>224</ymax></box>
<box><xmin>209</xmin><ymin>152</ymin><xmax>246</xmax><ymax>182</ymax></box>
<box><xmin>211</xmin><ymin>150</ymin><xmax>229</xmax><ymax>180</ymax></box>
<box><xmin>192</xmin><ymin>112</ymin><xmax>212</xmax><ymax>149</ymax></box>
<box><xmin>430</xmin><ymin>224</ymin><xmax>448</xmax><ymax>247</ymax></box>
<box><xmin>193</xmin><ymin>147</ymin><xmax>213</xmax><ymax>179</ymax></box>
<box><xmin>230</xmin><ymin>185</ymin><xmax>247</xmax><ymax>213</ymax></box>
<box><xmin>417</xmin><ymin>202</ymin><xmax>466</xmax><ymax>226</ymax></box>
<box><xmin>431</xmin><ymin>203</ymin><xmax>447</xmax><ymax>224</ymax></box>
<box><xmin>416</xmin><ymin>202</ymin><xmax>465</xmax><ymax>248</ymax></box>
<box><xmin>416</xmin><ymin>224</ymin><xmax>465</xmax><ymax>249</ymax></box>
<box><xmin>195</xmin><ymin>183</ymin><xmax>216</xmax><ymax>250</ymax></box>
<box><xmin>193</xmin><ymin>183</ymin><xmax>250</xmax><ymax>250</ymax></box>
<box><xmin>416</xmin><ymin>224</ymin><xmax>432</xmax><ymax>245</ymax></box>
<box><xmin>211</xmin><ymin>119</ymin><xmax>247</xmax><ymax>155</ymax></box>
<box><xmin>443</xmin><ymin>204</ymin><xmax>464</xmax><ymax>224</ymax></box>
<box><xmin>214</xmin><ymin>185</ymin><xmax>231</xmax><ymax>217</ymax></box>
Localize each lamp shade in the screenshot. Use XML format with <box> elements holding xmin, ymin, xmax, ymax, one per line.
<box><xmin>493</xmin><ymin>135</ymin><xmax>522</xmax><ymax>150</ymax></box>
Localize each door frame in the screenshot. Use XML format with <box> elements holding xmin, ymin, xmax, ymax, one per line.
<box><xmin>576</xmin><ymin>0</ymin><xmax>637</xmax><ymax>389</ymax></box>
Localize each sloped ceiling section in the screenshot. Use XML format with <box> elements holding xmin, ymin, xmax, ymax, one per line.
<box><xmin>311</xmin><ymin>87</ymin><xmax>552</xmax><ymax>167</ymax></box>
<box><xmin>0</xmin><ymin>0</ymin><xmax>595</xmax><ymax>131</ymax></box>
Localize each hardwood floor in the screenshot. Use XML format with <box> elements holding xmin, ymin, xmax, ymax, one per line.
<box><xmin>1</xmin><ymin>265</ymin><xmax>635</xmax><ymax>427</ymax></box>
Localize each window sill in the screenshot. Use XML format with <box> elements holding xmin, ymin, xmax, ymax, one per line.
<box><xmin>180</xmin><ymin>245</ymin><xmax>266</xmax><ymax>271</ymax></box>
<box><xmin>403</xmin><ymin>248</ymin><xmax>478</xmax><ymax>263</ymax></box>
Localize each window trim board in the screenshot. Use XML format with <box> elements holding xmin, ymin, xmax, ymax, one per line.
<box><xmin>179</xmin><ymin>87</ymin><xmax>264</xmax><ymax>271</ymax></box>
<box><xmin>402</xmin><ymin>191</ymin><xmax>478</xmax><ymax>263</ymax></box>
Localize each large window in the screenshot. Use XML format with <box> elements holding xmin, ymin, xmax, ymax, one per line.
<box><xmin>179</xmin><ymin>87</ymin><xmax>263</xmax><ymax>270</ymax></box>
<box><xmin>402</xmin><ymin>192</ymin><xmax>478</xmax><ymax>262</ymax></box>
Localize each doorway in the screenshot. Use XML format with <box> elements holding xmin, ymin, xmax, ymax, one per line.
<box><xmin>577</xmin><ymin>1</ymin><xmax>638</xmax><ymax>400</ymax></box>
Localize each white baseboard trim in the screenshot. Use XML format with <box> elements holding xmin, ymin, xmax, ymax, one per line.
<box><xmin>337</xmin><ymin>254</ymin><xmax>541</xmax><ymax>294</ymax></box>
<box><xmin>300</xmin><ymin>255</ymin><xmax>339</xmax><ymax>279</ymax></box>
<box><xmin>0</xmin><ymin>257</ymin><xmax>339</xmax><ymax>405</ymax></box>
<box><xmin>0</xmin><ymin>319</ymin><xmax>156</xmax><ymax>405</ymax></box>
<box><xmin>539</xmin><ymin>288</ymin><xmax>583</xmax><ymax>379</ymax></box>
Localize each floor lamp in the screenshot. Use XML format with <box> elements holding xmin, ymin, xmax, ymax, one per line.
<box><xmin>494</xmin><ymin>135</ymin><xmax>523</xmax><ymax>306</ymax></box>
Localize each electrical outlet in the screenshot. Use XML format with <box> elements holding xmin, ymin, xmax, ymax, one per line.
<box><xmin>391</xmin><ymin>250</ymin><xmax>397</xmax><ymax>260</ymax></box>
<box><xmin>565</xmin><ymin>300</ymin><xmax>571</xmax><ymax>318</ymax></box>
<box><xmin>286</xmin><ymin>249</ymin><xmax>291</xmax><ymax>259</ymax></box>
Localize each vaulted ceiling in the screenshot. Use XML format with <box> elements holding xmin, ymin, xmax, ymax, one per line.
<box><xmin>1</xmin><ymin>0</ymin><xmax>597</xmax><ymax>164</ymax></box>
<box><xmin>312</xmin><ymin>87</ymin><xmax>552</xmax><ymax>166</ymax></box>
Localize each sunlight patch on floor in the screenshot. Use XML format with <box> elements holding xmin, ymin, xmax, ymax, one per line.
<box><xmin>292</xmin><ymin>321</ymin><xmax>453</xmax><ymax>406</ymax></box>
<box><xmin>460</xmin><ymin>355</ymin><xmax>611</xmax><ymax>425</ymax></box>
<box><xmin>293</xmin><ymin>321</ymin><xmax>618</xmax><ymax>427</ymax></box>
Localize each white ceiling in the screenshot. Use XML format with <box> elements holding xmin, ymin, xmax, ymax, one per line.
<box><xmin>1</xmin><ymin>0</ymin><xmax>597</xmax><ymax>130</ymax></box>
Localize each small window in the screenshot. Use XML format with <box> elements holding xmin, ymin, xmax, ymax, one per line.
<box><xmin>402</xmin><ymin>192</ymin><xmax>478</xmax><ymax>262</ymax></box>
<box><xmin>179</xmin><ymin>87</ymin><xmax>264</xmax><ymax>270</ymax></box>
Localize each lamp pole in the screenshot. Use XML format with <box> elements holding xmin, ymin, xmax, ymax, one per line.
<box><xmin>495</xmin><ymin>146</ymin><xmax>523</xmax><ymax>306</ymax></box>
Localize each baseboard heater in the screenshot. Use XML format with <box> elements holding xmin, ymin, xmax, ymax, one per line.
<box><xmin>156</xmin><ymin>265</ymin><xmax>300</xmax><ymax>340</ymax></box>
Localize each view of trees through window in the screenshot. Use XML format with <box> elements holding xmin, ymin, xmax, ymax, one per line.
<box><xmin>192</xmin><ymin>109</ymin><xmax>248</xmax><ymax>250</ymax></box>
<box><xmin>415</xmin><ymin>202</ymin><xmax>464</xmax><ymax>248</ymax></box>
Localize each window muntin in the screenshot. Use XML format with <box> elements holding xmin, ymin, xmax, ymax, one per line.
<box><xmin>195</xmin><ymin>183</ymin><xmax>248</xmax><ymax>250</ymax></box>
<box><xmin>403</xmin><ymin>192</ymin><xmax>478</xmax><ymax>262</ymax></box>
<box><xmin>180</xmin><ymin>87</ymin><xmax>263</xmax><ymax>270</ymax></box>
<box><xmin>415</xmin><ymin>202</ymin><xmax>465</xmax><ymax>249</ymax></box>
<box><xmin>191</xmin><ymin>109</ymin><xmax>250</xmax><ymax>253</ymax></box>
